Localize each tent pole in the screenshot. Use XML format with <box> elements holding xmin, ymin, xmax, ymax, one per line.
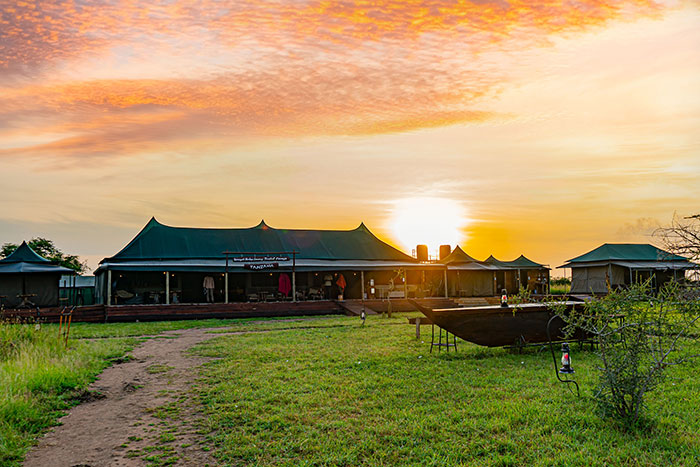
<box><xmin>225</xmin><ymin>253</ymin><xmax>229</xmax><ymax>304</ymax></box>
<box><xmin>361</xmin><ymin>271</ymin><xmax>365</xmax><ymax>299</ymax></box>
<box><xmin>165</xmin><ymin>271</ymin><xmax>170</xmax><ymax>305</ymax></box>
<box><xmin>443</xmin><ymin>269</ymin><xmax>448</xmax><ymax>298</ymax></box>
<box><xmin>403</xmin><ymin>268</ymin><xmax>408</xmax><ymax>299</ymax></box>
<box><xmin>106</xmin><ymin>270</ymin><xmax>112</xmax><ymax>306</ymax></box>
<box><xmin>292</xmin><ymin>251</ymin><xmax>296</xmax><ymax>302</ymax></box>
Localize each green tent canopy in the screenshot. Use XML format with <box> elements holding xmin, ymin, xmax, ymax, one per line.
<box><xmin>483</xmin><ymin>255</ymin><xmax>510</xmax><ymax>268</ymax></box>
<box><xmin>0</xmin><ymin>241</ymin><xmax>51</xmax><ymax>264</ymax></box>
<box><xmin>504</xmin><ymin>255</ymin><xmax>548</xmax><ymax>269</ymax></box>
<box><xmin>439</xmin><ymin>245</ymin><xmax>479</xmax><ymax>264</ymax></box>
<box><xmin>103</xmin><ymin>217</ymin><xmax>417</xmax><ymax>263</ymax></box>
<box><xmin>564</xmin><ymin>244</ymin><xmax>687</xmax><ymax>264</ymax></box>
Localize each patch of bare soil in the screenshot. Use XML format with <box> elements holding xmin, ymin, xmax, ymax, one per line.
<box><xmin>23</xmin><ymin>327</ymin><xmax>235</xmax><ymax>467</ymax></box>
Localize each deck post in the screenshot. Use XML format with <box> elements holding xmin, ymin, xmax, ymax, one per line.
<box><xmin>292</xmin><ymin>251</ymin><xmax>297</xmax><ymax>302</ymax></box>
<box><xmin>106</xmin><ymin>269</ymin><xmax>112</xmax><ymax>306</ymax></box>
<box><xmin>361</xmin><ymin>271</ymin><xmax>365</xmax><ymax>299</ymax></box>
<box><xmin>403</xmin><ymin>268</ymin><xmax>408</xmax><ymax>299</ymax></box>
<box><xmin>165</xmin><ymin>272</ymin><xmax>170</xmax><ymax>305</ymax></box>
<box><xmin>416</xmin><ymin>316</ymin><xmax>421</xmax><ymax>339</ymax></box>
<box><xmin>225</xmin><ymin>273</ymin><xmax>229</xmax><ymax>304</ymax></box>
<box><xmin>443</xmin><ymin>269</ymin><xmax>448</xmax><ymax>298</ymax></box>
<box><xmin>225</xmin><ymin>253</ymin><xmax>229</xmax><ymax>304</ymax></box>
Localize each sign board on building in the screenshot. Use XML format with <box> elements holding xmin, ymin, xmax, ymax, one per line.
<box><xmin>244</xmin><ymin>263</ymin><xmax>279</xmax><ymax>270</ymax></box>
<box><xmin>233</xmin><ymin>256</ymin><xmax>289</xmax><ymax>262</ymax></box>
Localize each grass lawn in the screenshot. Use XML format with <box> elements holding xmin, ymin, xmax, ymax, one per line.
<box><xmin>0</xmin><ymin>314</ymin><xmax>349</xmax><ymax>466</ymax></box>
<box><xmin>193</xmin><ymin>315</ymin><xmax>700</xmax><ymax>467</ymax></box>
<box><xmin>2</xmin><ymin>313</ymin><xmax>699</xmax><ymax>466</ymax></box>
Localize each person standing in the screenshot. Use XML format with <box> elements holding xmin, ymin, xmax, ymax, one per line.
<box><xmin>323</xmin><ymin>273</ymin><xmax>333</xmax><ymax>299</ymax></box>
<box><xmin>203</xmin><ymin>275</ymin><xmax>215</xmax><ymax>303</ymax></box>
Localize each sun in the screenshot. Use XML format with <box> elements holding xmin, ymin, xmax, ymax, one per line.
<box><xmin>389</xmin><ymin>197</ymin><xmax>468</xmax><ymax>256</ymax></box>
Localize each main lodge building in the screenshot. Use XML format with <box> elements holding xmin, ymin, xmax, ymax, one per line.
<box><xmin>94</xmin><ymin>218</ymin><xmax>550</xmax><ymax>306</ymax></box>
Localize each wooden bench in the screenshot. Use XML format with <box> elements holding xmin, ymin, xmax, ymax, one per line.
<box><xmin>408</xmin><ymin>316</ymin><xmax>432</xmax><ymax>339</ymax></box>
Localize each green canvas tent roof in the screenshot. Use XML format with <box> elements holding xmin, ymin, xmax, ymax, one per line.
<box><xmin>504</xmin><ymin>255</ymin><xmax>547</xmax><ymax>269</ymax></box>
<box><xmin>102</xmin><ymin>218</ymin><xmax>418</xmax><ymax>263</ymax></box>
<box><xmin>439</xmin><ymin>245</ymin><xmax>479</xmax><ymax>264</ymax></box>
<box><xmin>0</xmin><ymin>241</ymin><xmax>74</xmax><ymax>274</ymax></box>
<box><xmin>484</xmin><ymin>254</ymin><xmax>548</xmax><ymax>270</ymax></box>
<box><xmin>483</xmin><ymin>255</ymin><xmax>510</xmax><ymax>267</ymax></box>
<box><xmin>0</xmin><ymin>241</ymin><xmax>50</xmax><ymax>264</ymax></box>
<box><xmin>565</xmin><ymin>244</ymin><xmax>688</xmax><ymax>264</ymax></box>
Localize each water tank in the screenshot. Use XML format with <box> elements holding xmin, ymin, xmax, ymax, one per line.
<box><xmin>439</xmin><ymin>244</ymin><xmax>452</xmax><ymax>260</ymax></box>
<box><xmin>416</xmin><ymin>244</ymin><xmax>428</xmax><ymax>262</ymax></box>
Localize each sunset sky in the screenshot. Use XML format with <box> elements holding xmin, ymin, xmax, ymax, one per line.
<box><xmin>1</xmin><ymin>0</ymin><xmax>699</xmax><ymax>274</ymax></box>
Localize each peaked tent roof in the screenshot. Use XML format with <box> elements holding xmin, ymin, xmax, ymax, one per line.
<box><xmin>439</xmin><ymin>245</ymin><xmax>479</xmax><ymax>264</ymax></box>
<box><xmin>0</xmin><ymin>241</ymin><xmax>50</xmax><ymax>264</ymax></box>
<box><xmin>484</xmin><ymin>254</ymin><xmax>548</xmax><ymax>270</ymax></box>
<box><xmin>504</xmin><ymin>255</ymin><xmax>547</xmax><ymax>269</ymax></box>
<box><xmin>483</xmin><ymin>255</ymin><xmax>510</xmax><ymax>268</ymax></box>
<box><xmin>103</xmin><ymin>218</ymin><xmax>418</xmax><ymax>263</ymax></box>
<box><xmin>0</xmin><ymin>241</ymin><xmax>74</xmax><ymax>274</ymax></box>
<box><xmin>565</xmin><ymin>244</ymin><xmax>688</xmax><ymax>264</ymax></box>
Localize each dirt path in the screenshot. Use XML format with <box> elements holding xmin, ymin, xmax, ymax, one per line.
<box><xmin>24</xmin><ymin>327</ymin><xmax>234</xmax><ymax>467</ymax></box>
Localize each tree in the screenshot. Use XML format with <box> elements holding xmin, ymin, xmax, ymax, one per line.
<box><xmin>655</xmin><ymin>213</ymin><xmax>700</xmax><ymax>262</ymax></box>
<box><xmin>0</xmin><ymin>237</ymin><xmax>87</xmax><ymax>274</ymax></box>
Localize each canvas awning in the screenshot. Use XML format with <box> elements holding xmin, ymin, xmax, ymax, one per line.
<box><xmin>446</xmin><ymin>262</ymin><xmax>499</xmax><ymax>271</ymax></box>
<box><xmin>96</xmin><ymin>258</ymin><xmax>446</xmax><ymax>273</ymax></box>
<box><xmin>559</xmin><ymin>260</ymin><xmax>696</xmax><ymax>270</ymax></box>
<box><xmin>0</xmin><ymin>263</ymin><xmax>75</xmax><ymax>274</ymax></box>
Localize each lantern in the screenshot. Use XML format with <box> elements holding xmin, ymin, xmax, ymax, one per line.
<box><xmin>559</xmin><ymin>342</ymin><xmax>574</xmax><ymax>374</ymax></box>
<box><xmin>500</xmin><ymin>289</ymin><xmax>508</xmax><ymax>308</ymax></box>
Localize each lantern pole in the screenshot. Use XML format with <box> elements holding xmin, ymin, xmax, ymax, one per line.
<box><xmin>546</xmin><ymin>315</ymin><xmax>580</xmax><ymax>397</ymax></box>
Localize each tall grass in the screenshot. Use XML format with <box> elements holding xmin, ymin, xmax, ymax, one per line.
<box><xmin>0</xmin><ymin>321</ymin><xmax>135</xmax><ymax>466</ymax></box>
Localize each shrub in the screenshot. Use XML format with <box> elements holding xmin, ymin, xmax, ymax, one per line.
<box><xmin>561</xmin><ymin>282</ymin><xmax>700</xmax><ymax>426</ymax></box>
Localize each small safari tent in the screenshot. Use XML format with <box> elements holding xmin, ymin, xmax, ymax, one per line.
<box><xmin>0</xmin><ymin>241</ymin><xmax>74</xmax><ymax>308</ymax></box>
<box><xmin>559</xmin><ymin>243</ymin><xmax>696</xmax><ymax>294</ymax></box>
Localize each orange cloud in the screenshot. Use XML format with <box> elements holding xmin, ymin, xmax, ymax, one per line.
<box><xmin>0</xmin><ymin>0</ymin><xmax>671</xmax><ymax>160</ymax></box>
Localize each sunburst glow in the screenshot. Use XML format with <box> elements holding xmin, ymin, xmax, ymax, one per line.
<box><xmin>389</xmin><ymin>197</ymin><xmax>468</xmax><ymax>256</ymax></box>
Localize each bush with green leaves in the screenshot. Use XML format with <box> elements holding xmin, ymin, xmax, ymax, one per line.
<box><xmin>550</xmin><ymin>277</ymin><xmax>571</xmax><ymax>286</ymax></box>
<box><xmin>560</xmin><ymin>282</ymin><xmax>700</xmax><ymax>426</ymax></box>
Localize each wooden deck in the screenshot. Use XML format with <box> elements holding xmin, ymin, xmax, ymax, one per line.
<box><xmin>1</xmin><ymin>298</ymin><xmax>461</xmax><ymax>323</ymax></box>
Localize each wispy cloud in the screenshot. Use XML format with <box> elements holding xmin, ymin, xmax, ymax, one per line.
<box><xmin>0</xmin><ymin>0</ymin><xmax>670</xmax><ymax>160</ymax></box>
